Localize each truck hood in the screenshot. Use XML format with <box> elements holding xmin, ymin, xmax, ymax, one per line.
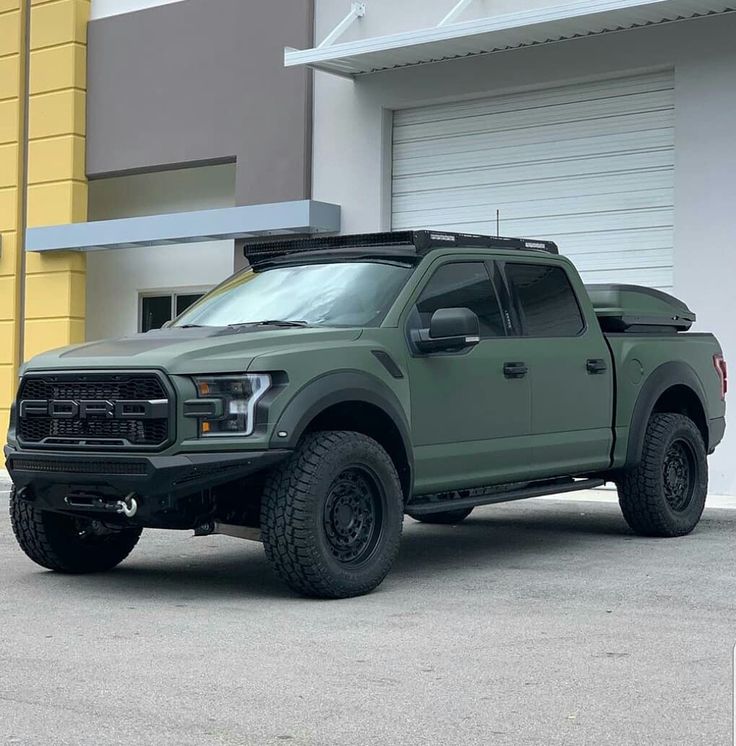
<box><xmin>25</xmin><ymin>326</ymin><xmax>363</xmax><ymax>375</ymax></box>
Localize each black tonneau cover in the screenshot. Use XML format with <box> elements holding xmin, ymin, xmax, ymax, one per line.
<box><xmin>586</xmin><ymin>284</ymin><xmax>695</xmax><ymax>333</ymax></box>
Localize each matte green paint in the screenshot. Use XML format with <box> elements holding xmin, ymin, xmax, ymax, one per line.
<box><xmin>8</xmin><ymin>247</ymin><xmax>726</xmax><ymax>496</ymax></box>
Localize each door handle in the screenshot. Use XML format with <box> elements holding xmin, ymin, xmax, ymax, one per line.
<box><xmin>503</xmin><ymin>362</ymin><xmax>528</xmax><ymax>379</ymax></box>
<box><xmin>586</xmin><ymin>358</ymin><xmax>608</xmax><ymax>375</ymax></box>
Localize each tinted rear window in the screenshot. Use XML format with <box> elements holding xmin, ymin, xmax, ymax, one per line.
<box><xmin>506</xmin><ymin>263</ymin><xmax>584</xmax><ymax>337</ymax></box>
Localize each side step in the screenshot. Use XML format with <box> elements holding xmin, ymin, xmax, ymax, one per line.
<box><xmin>406</xmin><ymin>477</ymin><xmax>605</xmax><ymax>516</ymax></box>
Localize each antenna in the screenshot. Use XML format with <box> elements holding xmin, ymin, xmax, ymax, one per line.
<box><xmin>496</xmin><ymin>209</ymin><xmax>500</xmax><ymax>237</ymax></box>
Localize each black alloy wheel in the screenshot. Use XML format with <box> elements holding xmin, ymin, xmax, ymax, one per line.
<box><xmin>323</xmin><ymin>466</ymin><xmax>385</xmax><ymax>565</ymax></box>
<box><xmin>662</xmin><ymin>439</ymin><xmax>697</xmax><ymax>513</ymax></box>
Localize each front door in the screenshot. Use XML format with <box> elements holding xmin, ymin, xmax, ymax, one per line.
<box><xmin>404</xmin><ymin>259</ymin><xmax>533</xmax><ymax>495</ymax></box>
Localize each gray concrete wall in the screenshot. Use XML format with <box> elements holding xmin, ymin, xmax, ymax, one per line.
<box><xmin>311</xmin><ymin>14</ymin><xmax>736</xmax><ymax>493</ymax></box>
<box><xmin>86</xmin><ymin>0</ymin><xmax>313</xmax><ymax>206</ymax></box>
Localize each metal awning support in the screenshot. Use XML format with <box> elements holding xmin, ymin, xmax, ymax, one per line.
<box><xmin>25</xmin><ymin>200</ymin><xmax>341</xmax><ymax>253</ymax></box>
<box><xmin>285</xmin><ymin>0</ymin><xmax>736</xmax><ymax>76</ymax></box>
<box><xmin>437</xmin><ymin>0</ymin><xmax>476</xmax><ymax>26</ymax></box>
<box><xmin>317</xmin><ymin>2</ymin><xmax>366</xmax><ymax>48</ymax></box>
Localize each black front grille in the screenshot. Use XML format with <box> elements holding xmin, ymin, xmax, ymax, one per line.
<box><xmin>20</xmin><ymin>376</ymin><xmax>165</xmax><ymax>401</ymax></box>
<box><xmin>17</xmin><ymin>373</ymin><xmax>171</xmax><ymax>450</ymax></box>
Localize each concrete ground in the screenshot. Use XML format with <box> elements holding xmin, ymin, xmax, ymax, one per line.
<box><xmin>0</xmin><ymin>469</ymin><xmax>734</xmax><ymax>745</ymax></box>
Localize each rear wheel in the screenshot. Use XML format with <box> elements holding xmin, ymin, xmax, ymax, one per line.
<box><xmin>9</xmin><ymin>488</ymin><xmax>142</xmax><ymax>572</ymax></box>
<box><xmin>261</xmin><ymin>431</ymin><xmax>404</xmax><ymax>598</ymax></box>
<box><xmin>617</xmin><ymin>413</ymin><xmax>707</xmax><ymax>537</ymax></box>
<box><xmin>409</xmin><ymin>507</ymin><xmax>474</xmax><ymax>524</ymax></box>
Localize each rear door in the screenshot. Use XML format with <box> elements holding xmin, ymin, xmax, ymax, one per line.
<box><xmin>502</xmin><ymin>259</ymin><xmax>613</xmax><ymax>476</ymax></box>
<box><xmin>404</xmin><ymin>258</ymin><xmax>533</xmax><ymax>495</ymax></box>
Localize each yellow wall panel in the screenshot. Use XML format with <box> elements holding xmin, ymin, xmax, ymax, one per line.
<box><xmin>25</xmin><ymin>270</ymin><xmax>85</xmax><ymax>318</ymax></box>
<box><xmin>18</xmin><ymin>0</ymin><xmax>89</xmax><ymax>366</ymax></box>
<box><xmin>0</xmin><ymin>56</ymin><xmax>20</xmax><ymax>100</ymax></box>
<box><xmin>28</xmin><ymin>135</ymin><xmax>85</xmax><ymax>184</ymax></box>
<box><xmin>0</xmin><ymin>274</ymin><xmax>16</xmax><ymax>319</ymax></box>
<box><xmin>0</xmin><ymin>186</ymin><xmax>17</xmax><ymax>230</ymax></box>
<box><xmin>0</xmin><ymin>0</ymin><xmax>21</xmax><ymax>15</ymax></box>
<box><xmin>0</xmin><ymin>231</ymin><xmax>17</xmax><ymax>275</ymax></box>
<box><xmin>0</xmin><ymin>336</ymin><xmax>16</xmax><ymax>368</ymax></box>
<box><xmin>0</xmin><ymin>409</ymin><xmax>9</xmax><ymax>439</ymax></box>
<box><xmin>28</xmin><ymin>89</ymin><xmax>85</xmax><ymax>139</ymax></box>
<box><xmin>24</xmin><ymin>316</ymin><xmax>84</xmax><ymax>359</ymax></box>
<box><xmin>25</xmin><ymin>248</ymin><xmax>85</xmax><ymax>274</ymax></box>
<box><xmin>0</xmin><ymin>10</ymin><xmax>20</xmax><ymax>57</ymax></box>
<box><xmin>0</xmin><ymin>363</ymin><xmax>16</xmax><ymax>404</ymax></box>
<box><xmin>30</xmin><ymin>0</ymin><xmax>89</xmax><ymax>51</ymax></box>
<box><xmin>0</xmin><ymin>319</ymin><xmax>16</xmax><ymax>363</ymax></box>
<box><xmin>30</xmin><ymin>43</ymin><xmax>85</xmax><ymax>95</ymax></box>
<box><xmin>0</xmin><ymin>98</ymin><xmax>20</xmax><ymax>144</ymax></box>
<box><xmin>26</xmin><ymin>179</ymin><xmax>87</xmax><ymax>227</ymax></box>
<box><xmin>0</xmin><ymin>142</ymin><xmax>18</xmax><ymax>187</ymax></box>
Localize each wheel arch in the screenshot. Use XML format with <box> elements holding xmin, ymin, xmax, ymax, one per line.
<box><xmin>271</xmin><ymin>371</ymin><xmax>413</xmax><ymax>501</ymax></box>
<box><xmin>624</xmin><ymin>362</ymin><xmax>709</xmax><ymax>470</ymax></box>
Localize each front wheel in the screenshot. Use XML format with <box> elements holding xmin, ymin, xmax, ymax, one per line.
<box><xmin>260</xmin><ymin>431</ymin><xmax>404</xmax><ymax>598</ymax></box>
<box><xmin>9</xmin><ymin>488</ymin><xmax>142</xmax><ymax>572</ymax></box>
<box><xmin>616</xmin><ymin>413</ymin><xmax>707</xmax><ymax>537</ymax></box>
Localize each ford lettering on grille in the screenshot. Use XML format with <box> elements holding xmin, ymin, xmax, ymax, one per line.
<box><xmin>19</xmin><ymin>399</ymin><xmax>168</xmax><ymax>420</ymax></box>
<box><xmin>16</xmin><ymin>374</ymin><xmax>172</xmax><ymax>449</ymax></box>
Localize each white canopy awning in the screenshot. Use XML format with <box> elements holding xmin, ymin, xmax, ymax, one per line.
<box><xmin>285</xmin><ymin>0</ymin><xmax>735</xmax><ymax>76</ymax></box>
<box><xmin>26</xmin><ymin>201</ymin><xmax>341</xmax><ymax>253</ymax></box>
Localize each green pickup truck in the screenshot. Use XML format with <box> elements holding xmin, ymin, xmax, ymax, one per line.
<box><xmin>4</xmin><ymin>231</ymin><xmax>727</xmax><ymax>598</ymax></box>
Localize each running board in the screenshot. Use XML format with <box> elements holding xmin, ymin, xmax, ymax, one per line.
<box><xmin>406</xmin><ymin>478</ymin><xmax>605</xmax><ymax>516</ymax></box>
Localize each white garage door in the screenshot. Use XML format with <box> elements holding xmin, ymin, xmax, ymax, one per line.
<box><xmin>392</xmin><ymin>71</ymin><xmax>675</xmax><ymax>289</ymax></box>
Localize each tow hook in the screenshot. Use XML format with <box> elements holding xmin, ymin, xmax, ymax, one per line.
<box><xmin>116</xmin><ymin>493</ymin><xmax>138</xmax><ymax>518</ymax></box>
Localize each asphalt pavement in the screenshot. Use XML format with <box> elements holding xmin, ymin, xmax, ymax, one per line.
<box><xmin>0</xmin><ymin>470</ymin><xmax>734</xmax><ymax>745</ymax></box>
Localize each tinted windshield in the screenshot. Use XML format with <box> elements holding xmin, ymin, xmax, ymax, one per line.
<box><xmin>173</xmin><ymin>261</ymin><xmax>414</xmax><ymax>328</ymax></box>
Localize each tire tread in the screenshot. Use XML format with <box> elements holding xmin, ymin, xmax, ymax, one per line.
<box><xmin>261</xmin><ymin>431</ymin><xmax>403</xmax><ymax>598</ymax></box>
<box><xmin>617</xmin><ymin>413</ymin><xmax>707</xmax><ymax>537</ymax></box>
<box><xmin>9</xmin><ymin>489</ymin><xmax>141</xmax><ymax>573</ymax></box>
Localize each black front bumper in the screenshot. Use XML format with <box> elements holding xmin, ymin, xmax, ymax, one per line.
<box><xmin>4</xmin><ymin>445</ymin><xmax>290</xmax><ymax>526</ymax></box>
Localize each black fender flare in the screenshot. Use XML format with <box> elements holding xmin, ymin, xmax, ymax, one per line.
<box><xmin>270</xmin><ymin>369</ymin><xmax>414</xmax><ymax>487</ymax></box>
<box><xmin>624</xmin><ymin>361</ymin><xmax>708</xmax><ymax>470</ymax></box>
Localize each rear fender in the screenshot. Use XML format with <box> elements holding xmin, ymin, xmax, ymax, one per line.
<box><xmin>624</xmin><ymin>361</ymin><xmax>708</xmax><ymax>470</ymax></box>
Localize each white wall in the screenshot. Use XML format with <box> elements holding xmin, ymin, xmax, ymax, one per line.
<box><xmin>90</xmin><ymin>0</ymin><xmax>187</xmax><ymax>20</ymax></box>
<box><xmin>86</xmin><ymin>164</ymin><xmax>236</xmax><ymax>341</ymax></box>
<box><xmin>311</xmin><ymin>14</ymin><xmax>736</xmax><ymax>493</ymax></box>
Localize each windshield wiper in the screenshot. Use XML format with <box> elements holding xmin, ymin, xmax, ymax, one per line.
<box><xmin>228</xmin><ymin>320</ymin><xmax>310</xmax><ymax>329</ymax></box>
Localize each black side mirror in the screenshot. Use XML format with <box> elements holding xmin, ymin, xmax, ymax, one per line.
<box><xmin>412</xmin><ymin>308</ymin><xmax>480</xmax><ymax>354</ymax></box>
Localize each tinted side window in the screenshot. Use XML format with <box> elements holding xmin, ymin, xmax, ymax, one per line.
<box><xmin>415</xmin><ymin>262</ymin><xmax>504</xmax><ymax>338</ymax></box>
<box><xmin>505</xmin><ymin>263</ymin><xmax>584</xmax><ymax>337</ymax></box>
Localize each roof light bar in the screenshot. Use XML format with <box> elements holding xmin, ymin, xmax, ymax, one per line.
<box><xmin>244</xmin><ymin>230</ymin><xmax>559</xmax><ymax>266</ymax></box>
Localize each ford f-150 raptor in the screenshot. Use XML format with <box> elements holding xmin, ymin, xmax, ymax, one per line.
<box><xmin>5</xmin><ymin>230</ymin><xmax>727</xmax><ymax>598</ymax></box>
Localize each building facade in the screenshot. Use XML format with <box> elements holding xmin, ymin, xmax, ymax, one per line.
<box><xmin>2</xmin><ymin>0</ymin><xmax>735</xmax><ymax>493</ymax></box>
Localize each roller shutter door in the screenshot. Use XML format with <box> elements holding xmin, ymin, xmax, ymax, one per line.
<box><xmin>392</xmin><ymin>71</ymin><xmax>675</xmax><ymax>289</ymax></box>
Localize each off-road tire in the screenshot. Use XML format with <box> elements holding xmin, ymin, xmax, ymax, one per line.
<box><xmin>9</xmin><ymin>488</ymin><xmax>142</xmax><ymax>573</ymax></box>
<box><xmin>260</xmin><ymin>431</ymin><xmax>404</xmax><ymax>599</ymax></box>
<box><xmin>617</xmin><ymin>413</ymin><xmax>707</xmax><ymax>537</ymax></box>
<box><xmin>409</xmin><ymin>507</ymin><xmax>474</xmax><ymax>524</ymax></box>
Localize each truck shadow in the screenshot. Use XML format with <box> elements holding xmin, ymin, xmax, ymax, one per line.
<box><xmin>25</xmin><ymin>502</ymin><xmax>638</xmax><ymax>601</ymax></box>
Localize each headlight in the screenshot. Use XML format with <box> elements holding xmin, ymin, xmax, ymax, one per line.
<box><xmin>192</xmin><ymin>374</ymin><xmax>271</xmax><ymax>437</ymax></box>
